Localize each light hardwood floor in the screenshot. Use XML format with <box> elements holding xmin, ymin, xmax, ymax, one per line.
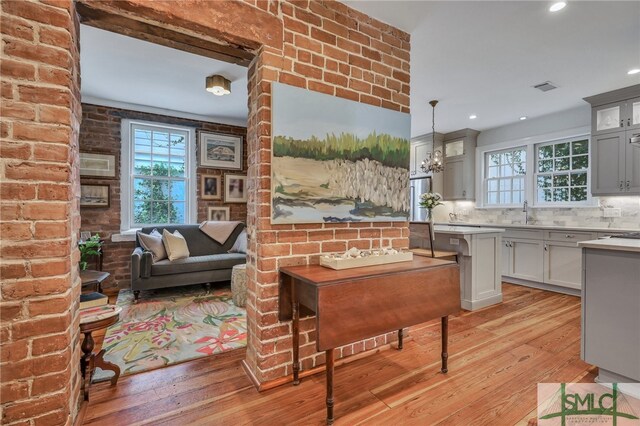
<box><xmin>83</xmin><ymin>284</ymin><xmax>596</xmax><ymax>425</ymax></box>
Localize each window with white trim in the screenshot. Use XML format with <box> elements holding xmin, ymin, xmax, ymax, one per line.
<box><xmin>535</xmin><ymin>138</ymin><xmax>589</xmax><ymax>204</ymax></box>
<box><xmin>121</xmin><ymin>120</ymin><xmax>196</xmax><ymax>231</ymax></box>
<box><xmin>484</xmin><ymin>147</ymin><xmax>527</xmax><ymax>206</ymax></box>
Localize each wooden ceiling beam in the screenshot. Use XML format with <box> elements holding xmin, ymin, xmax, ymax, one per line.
<box><xmin>76</xmin><ymin>2</ymin><xmax>255</xmax><ymax>67</ymax></box>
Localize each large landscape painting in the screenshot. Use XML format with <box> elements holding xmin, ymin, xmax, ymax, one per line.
<box><xmin>271</xmin><ymin>82</ymin><xmax>411</xmax><ymax>224</ymax></box>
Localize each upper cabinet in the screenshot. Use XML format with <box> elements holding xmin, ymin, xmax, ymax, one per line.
<box><xmin>585</xmin><ymin>84</ymin><xmax>640</xmax><ymax>195</ymax></box>
<box><xmin>442</xmin><ymin>129</ymin><xmax>479</xmax><ymax>201</ymax></box>
<box><xmin>591</xmin><ymin>97</ymin><xmax>640</xmax><ymax>136</ymax></box>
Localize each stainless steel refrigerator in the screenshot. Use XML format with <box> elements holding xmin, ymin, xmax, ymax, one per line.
<box><xmin>409</xmin><ymin>176</ymin><xmax>432</xmax><ymax>221</ymax></box>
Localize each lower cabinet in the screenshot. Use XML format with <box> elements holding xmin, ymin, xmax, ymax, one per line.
<box><xmin>503</xmin><ymin>239</ymin><xmax>544</xmax><ymax>282</ymax></box>
<box><xmin>543</xmin><ymin>241</ymin><xmax>583</xmax><ymax>289</ymax></box>
<box><xmin>502</xmin><ymin>230</ymin><xmax>593</xmax><ymax>291</ymax></box>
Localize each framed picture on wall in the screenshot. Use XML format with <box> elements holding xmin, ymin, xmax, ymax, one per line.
<box><xmin>201</xmin><ymin>174</ymin><xmax>221</xmax><ymax>200</ymax></box>
<box><xmin>79</xmin><ymin>153</ymin><xmax>117</xmax><ymax>178</ymax></box>
<box><xmin>80</xmin><ymin>184</ymin><xmax>110</xmax><ymax>208</ymax></box>
<box><xmin>199</xmin><ymin>132</ymin><xmax>243</xmax><ymax>170</ymax></box>
<box><xmin>207</xmin><ymin>206</ymin><xmax>230</xmax><ymax>221</ymax></box>
<box><xmin>224</xmin><ymin>174</ymin><xmax>248</xmax><ymax>203</ymax></box>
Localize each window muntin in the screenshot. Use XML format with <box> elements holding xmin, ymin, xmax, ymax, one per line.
<box><xmin>485</xmin><ymin>148</ymin><xmax>526</xmax><ymax>206</ymax></box>
<box><xmin>535</xmin><ymin>139</ymin><xmax>589</xmax><ymax>204</ymax></box>
<box><xmin>129</xmin><ymin>123</ymin><xmax>190</xmax><ymax>226</ymax></box>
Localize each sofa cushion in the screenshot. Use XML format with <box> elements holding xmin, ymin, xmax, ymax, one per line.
<box><xmin>137</xmin><ymin>229</ymin><xmax>167</xmax><ymax>262</ymax></box>
<box><xmin>150</xmin><ymin>253</ymin><xmax>247</xmax><ymax>276</ymax></box>
<box><xmin>229</xmin><ymin>229</ymin><xmax>247</xmax><ymax>254</ymax></box>
<box><xmin>139</xmin><ymin>224</ymin><xmax>244</xmax><ymax>257</ymax></box>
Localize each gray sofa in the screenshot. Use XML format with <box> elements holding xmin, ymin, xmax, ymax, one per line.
<box><xmin>131</xmin><ymin>224</ymin><xmax>246</xmax><ymax>302</ymax></box>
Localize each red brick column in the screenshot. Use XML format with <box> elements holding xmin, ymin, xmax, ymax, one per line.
<box><xmin>242</xmin><ymin>0</ymin><xmax>411</xmax><ymax>384</ymax></box>
<box><xmin>1</xmin><ymin>1</ymin><xmax>82</xmax><ymax>424</ymax></box>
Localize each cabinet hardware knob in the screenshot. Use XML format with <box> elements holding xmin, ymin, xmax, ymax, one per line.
<box><xmin>565</xmin><ymin>234</ymin><xmax>574</xmax><ymax>238</ymax></box>
<box><xmin>626</xmin><ymin>181</ymin><xmax>631</xmax><ymax>191</ymax></box>
<box><xmin>544</xmin><ymin>244</ymin><xmax>548</xmax><ymax>251</ymax></box>
<box><xmin>620</xmin><ymin>181</ymin><xmax>624</xmax><ymax>191</ymax></box>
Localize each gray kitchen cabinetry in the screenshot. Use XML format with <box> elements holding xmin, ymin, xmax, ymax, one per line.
<box><xmin>442</xmin><ymin>129</ymin><xmax>479</xmax><ymax>201</ymax></box>
<box><xmin>581</xmin><ymin>247</ymin><xmax>640</xmax><ymax>382</ymax></box>
<box><xmin>585</xmin><ymin>85</ymin><xmax>640</xmax><ymax>195</ymax></box>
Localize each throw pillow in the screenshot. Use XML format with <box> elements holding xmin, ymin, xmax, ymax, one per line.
<box><xmin>162</xmin><ymin>229</ymin><xmax>190</xmax><ymax>261</ymax></box>
<box><xmin>137</xmin><ymin>229</ymin><xmax>167</xmax><ymax>262</ymax></box>
<box><xmin>229</xmin><ymin>229</ymin><xmax>247</xmax><ymax>254</ymax></box>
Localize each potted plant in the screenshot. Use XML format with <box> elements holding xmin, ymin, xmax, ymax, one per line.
<box><xmin>79</xmin><ymin>234</ymin><xmax>102</xmax><ymax>271</ymax></box>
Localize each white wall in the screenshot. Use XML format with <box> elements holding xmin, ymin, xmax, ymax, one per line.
<box><xmin>477</xmin><ymin>105</ymin><xmax>590</xmax><ymax>147</ymax></box>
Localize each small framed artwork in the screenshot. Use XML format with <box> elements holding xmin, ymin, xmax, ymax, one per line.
<box><xmin>80</xmin><ymin>184</ymin><xmax>110</xmax><ymax>208</ymax></box>
<box><xmin>201</xmin><ymin>174</ymin><xmax>221</xmax><ymax>200</ymax></box>
<box><xmin>79</xmin><ymin>153</ymin><xmax>117</xmax><ymax>178</ymax></box>
<box><xmin>208</xmin><ymin>206</ymin><xmax>230</xmax><ymax>221</ymax></box>
<box><xmin>199</xmin><ymin>132</ymin><xmax>243</xmax><ymax>170</ymax></box>
<box><xmin>224</xmin><ymin>174</ymin><xmax>247</xmax><ymax>203</ymax></box>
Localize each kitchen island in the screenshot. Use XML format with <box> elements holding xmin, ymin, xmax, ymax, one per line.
<box><xmin>578</xmin><ymin>237</ymin><xmax>640</xmax><ymax>383</ymax></box>
<box><xmin>410</xmin><ymin>223</ymin><xmax>505</xmax><ymax>310</ymax></box>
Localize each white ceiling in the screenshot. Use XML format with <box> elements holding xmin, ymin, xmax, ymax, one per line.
<box><xmin>348</xmin><ymin>0</ymin><xmax>640</xmax><ymax>136</ymax></box>
<box><xmin>81</xmin><ymin>3</ymin><xmax>640</xmax><ymax>136</ymax></box>
<box><xmin>80</xmin><ymin>25</ymin><xmax>248</xmax><ymax>127</ymax></box>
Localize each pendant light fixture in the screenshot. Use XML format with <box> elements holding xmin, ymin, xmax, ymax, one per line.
<box><xmin>420</xmin><ymin>100</ymin><xmax>445</xmax><ymax>174</ymax></box>
<box><xmin>206</xmin><ymin>74</ymin><xmax>231</xmax><ymax>96</ymax></box>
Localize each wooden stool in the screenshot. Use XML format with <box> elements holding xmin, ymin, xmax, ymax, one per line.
<box><xmin>80</xmin><ymin>308</ymin><xmax>121</xmax><ymax>401</ymax></box>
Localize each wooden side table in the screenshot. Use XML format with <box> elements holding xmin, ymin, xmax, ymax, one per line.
<box><xmin>80</xmin><ymin>270</ymin><xmax>110</xmax><ymax>293</ymax></box>
<box><xmin>80</xmin><ymin>309</ymin><xmax>121</xmax><ymax>401</ymax></box>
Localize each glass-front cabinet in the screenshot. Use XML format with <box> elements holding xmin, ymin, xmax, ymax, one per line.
<box><xmin>591</xmin><ymin>96</ymin><xmax>640</xmax><ymax>135</ymax></box>
<box><xmin>630</xmin><ymin>97</ymin><xmax>640</xmax><ymax>131</ymax></box>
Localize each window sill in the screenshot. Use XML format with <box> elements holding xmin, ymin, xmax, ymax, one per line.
<box><xmin>112</xmin><ymin>229</ymin><xmax>140</xmax><ymax>243</ymax></box>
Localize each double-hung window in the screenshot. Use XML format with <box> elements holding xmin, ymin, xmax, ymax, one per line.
<box><xmin>484</xmin><ymin>147</ymin><xmax>527</xmax><ymax>206</ymax></box>
<box><xmin>121</xmin><ymin>120</ymin><xmax>196</xmax><ymax>231</ymax></box>
<box><xmin>535</xmin><ymin>138</ymin><xmax>589</xmax><ymax>204</ymax></box>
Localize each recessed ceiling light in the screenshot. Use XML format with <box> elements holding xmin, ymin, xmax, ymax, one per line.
<box><xmin>520</xmin><ymin>116</ymin><xmax>528</xmax><ymax>121</ymax></box>
<box><xmin>628</xmin><ymin>68</ymin><xmax>640</xmax><ymax>75</ymax></box>
<box><xmin>469</xmin><ymin>114</ymin><xmax>477</xmax><ymax>120</ymax></box>
<box><xmin>549</xmin><ymin>1</ymin><xmax>567</xmax><ymax>12</ymax></box>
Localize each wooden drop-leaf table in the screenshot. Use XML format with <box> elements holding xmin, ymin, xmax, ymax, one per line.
<box><xmin>279</xmin><ymin>257</ymin><xmax>461</xmax><ymax>424</ymax></box>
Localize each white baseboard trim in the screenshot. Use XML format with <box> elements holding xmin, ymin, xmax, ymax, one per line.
<box><xmin>502</xmin><ymin>277</ymin><xmax>581</xmax><ymax>297</ymax></box>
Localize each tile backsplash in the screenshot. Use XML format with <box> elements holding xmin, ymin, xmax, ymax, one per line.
<box><xmin>432</xmin><ymin>197</ymin><xmax>640</xmax><ymax>229</ymax></box>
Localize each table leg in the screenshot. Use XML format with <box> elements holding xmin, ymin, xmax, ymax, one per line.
<box><xmin>292</xmin><ymin>284</ymin><xmax>300</xmax><ymax>386</ymax></box>
<box><xmin>326</xmin><ymin>348</ymin><xmax>335</xmax><ymax>425</ymax></box>
<box><xmin>94</xmin><ymin>349</ymin><xmax>120</xmax><ymax>386</ymax></box>
<box><xmin>441</xmin><ymin>316</ymin><xmax>449</xmax><ymax>374</ymax></box>
<box><xmin>397</xmin><ymin>328</ymin><xmax>404</xmax><ymax>350</ymax></box>
<box><xmin>81</xmin><ymin>331</ymin><xmax>95</xmax><ymax>401</ymax></box>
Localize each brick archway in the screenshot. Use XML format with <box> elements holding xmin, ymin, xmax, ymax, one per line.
<box><xmin>1</xmin><ymin>1</ymin><xmax>410</xmax><ymax>423</ymax></box>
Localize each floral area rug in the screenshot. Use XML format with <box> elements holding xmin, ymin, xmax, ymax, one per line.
<box><xmin>93</xmin><ymin>284</ymin><xmax>246</xmax><ymax>382</ymax></box>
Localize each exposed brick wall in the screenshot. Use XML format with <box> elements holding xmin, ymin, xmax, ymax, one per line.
<box><xmin>241</xmin><ymin>0</ymin><xmax>411</xmax><ymax>383</ymax></box>
<box><xmin>1</xmin><ymin>0</ymin><xmax>82</xmax><ymax>424</ymax></box>
<box><xmin>79</xmin><ymin>104</ymin><xmax>248</xmax><ymax>291</ymax></box>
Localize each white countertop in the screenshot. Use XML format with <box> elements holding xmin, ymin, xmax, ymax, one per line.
<box><xmin>415</xmin><ymin>224</ymin><xmax>505</xmax><ymax>235</ymax></box>
<box><xmin>434</xmin><ymin>222</ymin><xmax>639</xmax><ymax>234</ymax></box>
<box><xmin>578</xmin><ymin>238</ymin><xmax>640</xmax><ymax>253</ymax></box>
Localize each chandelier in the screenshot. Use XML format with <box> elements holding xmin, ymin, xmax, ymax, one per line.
<box><xmin>420</xmin><ymin>100</ymin><xmax>445</xmax><ymax>174</ymax></box>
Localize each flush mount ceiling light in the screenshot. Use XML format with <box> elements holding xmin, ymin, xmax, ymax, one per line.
<box><xmin>206</xmin><ymin>74</ymin><xmax>231</xmax><ymax>96</ymax></box>
<box><xmin>628</xmin><ymin>68</ymin><xmax>640</xmax><ymax>75</ymax></box>
<box><xmin>520</xmin><ymin>116</ymin><xmax>528</xmax><ymax>120</ymax></box>
<box><xmin>469</xmin><ymin>114</ymin><xmax>477</xmax><ymax>120</ymax></box>
<box><xmin>549</xmin><ymin>1</ymin><xmax>567</xmax><ymax>12</ymax></box>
